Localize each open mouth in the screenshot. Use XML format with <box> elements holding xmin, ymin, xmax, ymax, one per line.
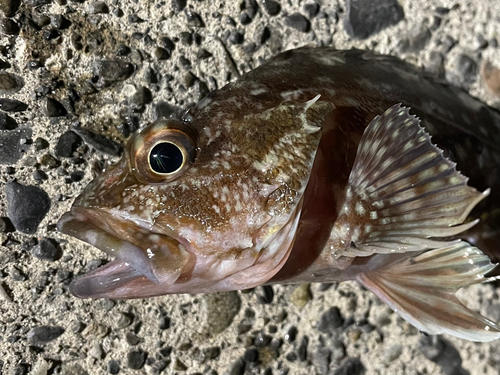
<box><xmin>57</xmin><ymin>207</ymin><xmax>192</xmax><ymax>298</ymax></box>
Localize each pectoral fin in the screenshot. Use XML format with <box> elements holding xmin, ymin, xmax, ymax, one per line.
<box><xmin>357</xmin><ymin>242</ymin><xmax>500</xmax><ymax>342</ymax></box>
<box><xmin>334</xmin><ymin>104</ymin><xmax>489</xmax><ymax>257</ymax></box>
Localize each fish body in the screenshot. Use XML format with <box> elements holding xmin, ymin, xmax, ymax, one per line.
<box><xmin>58</xmin><ymin>47</ymin><xmax>500</xmax><ymax>341</ymax></box>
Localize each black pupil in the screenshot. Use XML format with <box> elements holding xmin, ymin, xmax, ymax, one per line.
<box><xmin>149</xmin><ymin>142</ymin><xmax>183</xmax><ymax>174</ymax></box>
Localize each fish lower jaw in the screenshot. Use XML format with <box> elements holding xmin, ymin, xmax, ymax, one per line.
<box><xmin>57</xmin><ymin>208</ymin><xmax>194</xmax><ymax>295</ymax></box>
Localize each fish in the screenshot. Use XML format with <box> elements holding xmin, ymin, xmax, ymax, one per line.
<box><xmin>57</xmin><ymin>47</ymin><xmax>500</xmax><ymax>342</ymax></box>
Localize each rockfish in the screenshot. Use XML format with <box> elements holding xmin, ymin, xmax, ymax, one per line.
<box><xmin>58</xmin><ymin>47</ymin><xmax>500</xmax><ymax>342</ymax></box>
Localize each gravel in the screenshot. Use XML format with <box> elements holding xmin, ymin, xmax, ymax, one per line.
<box><xmin>32</xmin><ymin>237</ymin><xmax>61</xmax><ymax>261</ymax></box>
<box><xmin>5</xmin><ymin>181</ymin><xmax>50</xmax><ymax>234</ymax></box>
<box><xmin>456</xmin><ymin>54</ymin><xmax>478</xmax><ymax>84</ymax></box>
<box><xmin>126</xmin><ymin>350</ymin><xmax>147</xmax><ymax>370</ymax></box>
<box><xmin>0</xmin><ymin>98</ymin><xmax>28</xmax><ymax>112</ymax></box>
<box><xmin>318</xmin><ymin>307</ymin><xmax>344</xmax><ymax>335</ymax></box>
<box><xmin>0</xmin><ymin>72</ymin><xmax>23</xmax><ymax>94</ymax></box>
<box><xmin>27</xmin><ymin>326</ymin><xmax>65</xmax><ymax>345</ymax></box>
<box><xmin>344</xmin><ymin>0</ymin><xmax>405</xmax><ymax>39</ymax></box>
<box><xmin>285</xmin><ymin>13</ymin><xmax>311</xmax><ymax>33</ymax></box>
<box><xmin>0</xmin><ymin>128</ymin><xmax>31</xmax><ymax>164</ymax></box>
<box><xmin>72</xmin><ymin>127</ymin><xmax>122</xmax><ymax>156</ymax></box>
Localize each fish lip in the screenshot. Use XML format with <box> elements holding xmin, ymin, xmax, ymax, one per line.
<box><xmin>57</xmin><ymin>206</ymin><xmax>185</xmax><ymax>287</ymax></box>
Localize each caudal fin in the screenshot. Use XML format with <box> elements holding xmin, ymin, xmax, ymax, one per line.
<box><xmin>357</xmin><ymin>241</ymin><xmax>500</xmax><ymax>342</ymax></box>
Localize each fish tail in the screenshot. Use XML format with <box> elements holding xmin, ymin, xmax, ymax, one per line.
<box><xmin>357</xmin><ymin>241</ymin><xmax>500</xmax><ymax>342</ymax></box>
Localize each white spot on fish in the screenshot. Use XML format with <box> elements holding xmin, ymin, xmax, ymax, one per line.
<box><xmin>250</xmin><ymin>88</ymin><xmax>268</xmax><ymax>96</ymax></box>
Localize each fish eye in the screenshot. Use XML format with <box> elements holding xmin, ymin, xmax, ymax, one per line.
<box><xmin>130</xmin><ymin>119</ymin><xmax>197</xmax><ymax>183</ymax></box>
<box><xmin>149</xmin><ymin>142</ymin><xmax>184</xmax><ymax>174</ymax></box>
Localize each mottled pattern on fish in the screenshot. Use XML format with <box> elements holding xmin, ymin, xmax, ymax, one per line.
<box><xmin>58</xmin><ymin>47</ymin><xmax>500</xmax><ymax>342</ymax></box>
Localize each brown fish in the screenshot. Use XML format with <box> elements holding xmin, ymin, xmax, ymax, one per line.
<box><xmin>58</xmin><ymin>47</ymin><xmax>500</xmax><ymax>342</ymax></box>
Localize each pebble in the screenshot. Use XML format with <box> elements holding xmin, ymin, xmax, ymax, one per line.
<box><xmin>297</xmin><ymin>335</ymin><xmax>309</xmax><ymax>361</ymax></box>
<box><xmin>255</xmin><ymin>26</ymin><xmax>271</xmax><ymax>45</ymax></box>
<box><xmin>481</xmin><ymin>60</ymin><xmax>500</xmax><ymax>97</ymax></box>
<box><xmin>441</xmin><ymin>35</ymin><xmax>457</xmax><ymax>52</ymax></box>
<box><xmin>202</xmin><ymin>291</ymin><xmax>241</xmax><ymax>334</ymax></box>
<box><xmin>129</xmin><ymin>86</ymin><xmax>152</xmax><ymax>112</ymax></box>
<box><xmin>228</xmin><ymin>358</ymin><xmax>246</xmax><ymax>375</ymax></box>
<box><xmin>199</xmin><ymin>347</ymin><xmax>220</xmax><ymax>363</ymax></box>
<box><xmin>229</xmin><ymin>30</ymin><xmax>244</xmax><ymax>44</ymax></box>
<box><xmin>313</xmin><ymin>347</ymin><xmax>331</xmax><ymax>375</ymax></box>
<box><xmin>125</xmin><ymin>332</ymin><xmax>140</xmax><ymax>346</ymax></box>
<box><xmin>384</xmin><ymin>343</ymin><xmax>402</xmax><ymax>362</ymax></box>
<box><xmin>239</xmin><ymin>12</ymin><xmax>252</xmax><ymax>25</ymax></box>
<box><xmin>55</xmin><ymin>131</ymin><xmax>82</xmax><ymax>157</ymax></box>
<box><xmin>257</xmin><ymin>285</ymin><xmax>274</xmax><ymax>304</ymax></box>
<box><xmin>243</xmin><ymin>347</ymin><xmax>259</xmax><ymax>363</ymax></box>
<box><xmin>419</xmin><ymin>336</ymin><xmax>466</xmax><ymax>375</ymax></box>
<box><xmin>44</xmin><ymin>98</ymin><xmax>67</xmax><ymax>117</ymax></box>
<box><xmin>254</xmin><ymin>332</ymin><xmax>272</xmax><ymax>347</ymax></box>
<box><xmin>456</xmin><ymin>54</ymin><xmax>477</xmax><ymax>84</ymax></box>
<box><xmin>88</xmin><ymin>1</ymin><xmax>109</xmax><ymax>14</ymax></box>
<box><xmin>171</xmin><ymin>0</ymin><xmax>186</xmax><ymax>12</ymax></box>
<box><xmin>72</xmin><ymin>127</ymin><xmax>122</xmax><ymax>156</ymax></box>
<box><xmin>0</xmin><ymin>98</ymin><xmax>28</xmax><ymax>112</ymax></box>
<box><xmin>82</xmin><ymin>321</ymin><xmax>110</xmax><ymax>339</ymax></box>
<box><xmin>304</xmin><ymin>3</ymin><xmax>320</xmax><ymax>18</ymax></box>
<box><xmin>285</xmin><ymin>13</ymin><xmax>311</xmax><ymax>32</ymax></box>
<box><xmin>27</xmin><ymin>325</ymin><xmax>65</xmax><ymax>345</ymax></box>
<box><xmin>285</xmin><ymin>326</ymin><xmax>297</xmax><ymax>342</ymax></box>
<box><xmin>426</xmin><ymin>51</ymin><xmax>445</xmax><ymax>78</ymax></box>
<box><xmin>0</xmin><ymin>17</ymin><xmax>19</xmax><ymax>34</ymax></box>
<box><xmin>331</xmin><ymin>339</ymin><xmax>346</xmax><ymax>362</ymax></box>
<box><xmin>289</xmin><ymin>283</ymin><xmax>311</xmax><ymax>309</ymax></box>
<box><xmin>93</xmin><ymin>60</ymin><xmax>134</xmax><ymax>85</ymax></box>
<box><xmin>5</xmin><ymin>181</ymin><xmax>51</xmax><ymax>234</ymax></box>
<box><xmin>333</xmin><ymin>357</ymin><xmax>365</xmax><ymax>375</ymax></box>
<box><xmin>398</xmin><ymin>25</ymin><xmax>432</xmax><ymax>53</ymax></box>
<box><xmin>318</xmin><ymin>307</ymin><xmax>344</xmax><ymax>335</ymax></box>
<box><xmin>344</xmin><ymin>0</ymin><xmax>405</xmax><ymax>39</ymax></box>
<box><xmin>154</xmin><ymin>46</ymin><xmax>170</xmax><ymax>60</ymax></box>
<box><xmin>0</xmin><ymin>59</ymin><xmax>9</xmax><ymax>69</ymax></box>
<box><xmin>10</xmin><ymin>266</ymin><xmax>26</xmax><ymax>281</ymax></box>
<box><xmin>184</xmin><ymin>8</ymin><xmax>204</xmax><ymax>27</ymax></box>
<box><xmin>0</xmin><ymin>0</ymin><xmax>20</xmax><ymax>17</ymax></box>
<box><xmin>0</xmin><ymin>216</ymin><xmax>10</xmax><ymax>232</ymax></box>
<box><xmin>262</xmin><ymin>0</ymin><xmax>281</xmax><ymax>16</ymax></box>
<box><xmin>32</xmin><ymin>238</ymin><xmax>61</xmax><ymax>261</ymax></box>
<box><xmin>0</xmin><ymin>127</ymin><xmax>31</xmax><ymax>164</ymax></box>
<box><xmin>89</xmin><ymin>342</ymin><xmax>105</xmax><ymax>360</ymax></box>
<box><xmin>69</xmin><ymin>170</ymin><xmax>85</xmax><ymax>182</ymax></box>
<box><xmin>127</xmin><ymin>350</ymin><xmax>147</xmax><ymax>370</ymax></box>
<box><xmin>39</xmin><ymin>154</ymin><xmax>59</xmax><ymax>168</ymax></box>
<box><xmin>159</xmin><ymin>315</ymin><xmax>171</xmax><ymax>330</ymax></box>
<box><xmin>61</xmin><ymin>364</ymin><xmax>88</xmax><ymax>375</ymax></box>
<box><xmin>160</xmin><ymin>36</ymin><xmax>175</xmax><ymax>54</ymax></box>
<box><xmin>34</xmin><ymin>137</ymin><xmax>49</xmax><ymax>150</ymax></box>
<box><xmin>114</xmin><ymin>312</ymin><xmax>134</xmax><ymax>329</ymax></box>
<box><xmin>106</xmin><ymin>360</ymin><xmax>120</xmax><ymax>374</ymax></box>
<box><xmin>0</xmin><ymin>72</ymin><xmax>22</xmax><ymax>95</ymax></box>
<box><xmin>197</xmin><ymin>48</ymin><xmax>212</xmax><ymax>60</ymax></box>
<box><xmin>173</xmin><ymin>359</ymin><xmax>187</xmax><ymax>371</ymax></box>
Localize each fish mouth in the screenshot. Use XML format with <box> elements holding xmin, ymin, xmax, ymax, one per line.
<box><xmin>57</xmin><ymin>207</ymin><xmax>193</xmax><ymax>298</ymax></box>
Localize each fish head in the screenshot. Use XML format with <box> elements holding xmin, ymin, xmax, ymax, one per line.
<box><xmin>58</xmin><ymin>94</ymin><xmax>333</xmax><ymax>298</ymax></box>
